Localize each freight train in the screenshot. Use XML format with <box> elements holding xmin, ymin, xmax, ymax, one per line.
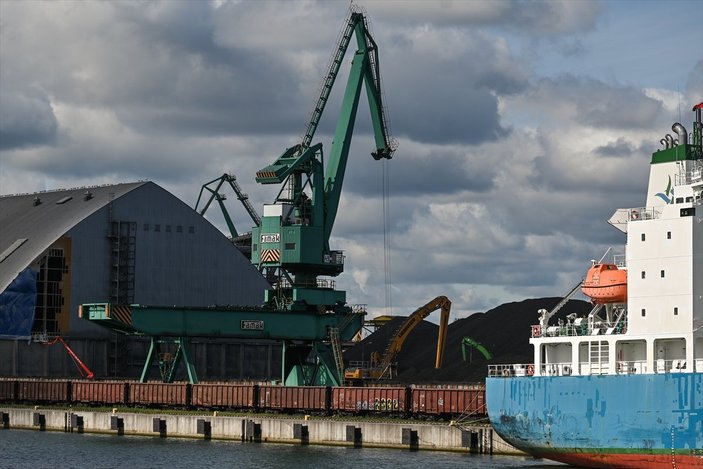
<box><xmin>0</xmin><ymin>379</ymin><xmax>486</xmax><ymax>420</ymax></box>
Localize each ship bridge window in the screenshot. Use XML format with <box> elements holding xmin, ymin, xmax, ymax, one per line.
<box><xmin>661</xmin><ymin>270</ymin><xmax>665</xmax><ymax>278</ymax></box>
<box><xmin>641</xmin><ymin>271</ymin><xmax>646</xmax><ymax>279</ymax></box>
<box><xmin>667</xmin><ymin>231</ymin><xmax>671</xmax><ymax>239</ymax></box>
<box><xmin>641</xmin><ymin>233</ymin><xmax>646</xmax><ymax>241</ymax></box>
<box><xmin>685</xmin><ymin>196</ymin><xmax>693</xmax><ymax>203</ymax></box>
<box><xmin>641</xmin><ymin>309</ymin><xmax>646</xmax><ymax>317</ymax></box>
<box><xmin>674</xmin><ymin>307</ymin><xmax>678</xmax><ymax>315</ymax></box>
<box><xmin>676</xmin><ymin>197</ymin><xmax>684</xmax><ymax>203</ymax></box>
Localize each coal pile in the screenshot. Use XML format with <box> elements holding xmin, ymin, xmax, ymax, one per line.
<box><xmin>343</xmin><ymin>297</ymin><xmax>592</xmax><ymax>384</ymax></box>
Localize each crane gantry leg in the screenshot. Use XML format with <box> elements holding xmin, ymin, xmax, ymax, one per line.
<box><xmin>140</xmin><ymin>336</ymin><xmax>198</xmax><ymax>384</ymax></box>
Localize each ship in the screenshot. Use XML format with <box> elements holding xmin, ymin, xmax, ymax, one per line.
<box><xmin>486</xmin><ymin>102</ymin><xmax>703</xmax><ymax>468</ymax></box>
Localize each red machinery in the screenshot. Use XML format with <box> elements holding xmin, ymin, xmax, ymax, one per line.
<box><xmin>43</xmin><ymin>336</ymin><xmax>94</xmax><ymax>379</ymax></box>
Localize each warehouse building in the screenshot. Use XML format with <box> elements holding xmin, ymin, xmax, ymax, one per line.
<box><xmin>0</xmin><ymin>181</ymin><xmax>280</xmax><ymax>379</ymax></box>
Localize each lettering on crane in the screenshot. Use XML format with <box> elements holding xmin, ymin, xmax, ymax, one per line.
<box><xmin>241</xmin><ymin>320</ymin><xmax>264</xmax><ymax>331</ymax></box>
<box><xmin>261</xmin><ymin>233</ymin><xmax>280</xmax><ymax>243</ymax></box>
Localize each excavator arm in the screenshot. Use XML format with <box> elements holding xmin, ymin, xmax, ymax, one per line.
<box><xmin>461</xmin><ymin>337</ymin><xmax>492</xmax><ymax>361</ymax></box>
<box><xmin>376</xmin><ymin>296</ymin><xmax>451</xmax><ymax>379</ymax></box>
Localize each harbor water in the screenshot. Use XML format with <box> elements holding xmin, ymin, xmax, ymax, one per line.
<box><xmin>0</xmin><ymin>429</ymin><xmax>568</xmax><ymax>468</ymax></box>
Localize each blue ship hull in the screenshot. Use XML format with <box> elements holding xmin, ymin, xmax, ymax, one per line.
<box><xmin>486</xmin><ymin>373</ymin><xmax>703</xmax><ymax>468</ymax></box>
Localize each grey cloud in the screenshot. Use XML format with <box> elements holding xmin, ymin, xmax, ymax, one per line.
<box><xmin>578</xmin><ymin>90</ymin><xmax>662</xmax><ymax>129</ymax></box>
<box><xmin>508</xmin><ymin>0</ymin><xmax>602</xmax><ymax>36</ymax></box>
<box><xmin>344</xmin><ymin>144</ymin><xmax>496</xmax><ymax>197</ymax></box>
<box><xmin>686</xmin><ymin>60</ymin><xmax>703</xmax><ymax>102</ymax></box>
<box><xmin>593</xmin><ymin>138</ymin><xmax>637</xmax><ymax>158</ymax></box>
<box><xmin>528</xmin><ymin>76</ymin><xmax>663</xmax><ymax>129</ymax></box>
<box><xmin>386</xmin><ymin>59</ymin><xmax>514</xmax><ymax>145</ymax></box>
<box><xmin>369</xmin><ymin>0</ymin><xmax>602</xmax><ymax>37</ymax></box>
<box><xmin>0</xmin><ymin>86</ymin><xmax>58</xmax><ymax>150</ymax></box>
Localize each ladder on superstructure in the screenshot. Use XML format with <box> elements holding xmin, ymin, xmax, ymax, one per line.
<box><xmin>589</xmin><ymin>340</ymin><xmax>610</xmax><ymax>375</ymax></box>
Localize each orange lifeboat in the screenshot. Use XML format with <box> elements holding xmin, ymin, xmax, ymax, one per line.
<box><xmin>581</xmin><ymin>263</ymin><xmax>627</xmax><ymax>304</ymax></box>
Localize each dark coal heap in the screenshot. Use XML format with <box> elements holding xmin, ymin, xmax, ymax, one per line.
<box><xmin>344</xmin><ymin>297</ymin><xmax>592</xmax><ymax>384</ymax></box>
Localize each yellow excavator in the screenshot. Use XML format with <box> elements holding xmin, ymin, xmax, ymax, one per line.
<box><xmin>344</xmin><ymin>296</ymin><xmax>451</xmax><ymax>381</ymax></box>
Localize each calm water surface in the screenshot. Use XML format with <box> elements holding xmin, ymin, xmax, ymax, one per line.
<box><xmin>0</xmin><ymin>428</ymin><xmax>569</xmax><ymax>468</ymax></box>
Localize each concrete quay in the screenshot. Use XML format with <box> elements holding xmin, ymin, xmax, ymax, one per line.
<box><xmin>0</xmin><ymin>407</ymin><xmax>523</xmax><ymax>455</ymax></box>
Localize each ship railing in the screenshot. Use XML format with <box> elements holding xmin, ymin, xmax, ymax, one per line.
<box><xmin>540</xmin><ymin>362</ymin><xmax>573</xmax><ymax>376</ymax></box>
<box><xmin>613</xmin><ymin>254</ymin><xmax>626</xmax><ymax>268</ymax></box>
<box><xmin>531</xmin><ymin>321</ymin><xmax>627</xmax><ymax>338</ymax></box>
<box><xmin>488</xmin><ymin>364</ymin><xmax>533</xmax><ymax>377</ymax></box>
<box><xmin>629</xmin><ymin>207</ymin><xmax>662</xmax><ymax>222</ymax></box>
<box><xmin>655</xmin><ymin>358</ymin><xmax>689</xmax><ymax>374</ymax></box>
<box><xmin>615</xmin><ymin>359</ymin><xmax>694</xmax><ymax>374</ymax></box>
<box><xmin>615</xmin><ymin>360</ymin><xmax>647</xmax><ymax>374</ymax></box>
<box><xmin>677</xmin><ymin>161</ymin><xmax>703</xmax><ymax>186</ymax></box>
<box><xmin>490</xmin><ymin>359</ymin><xmax>702</xmax><ymax>377</ymax></box>
<box><xmin>488</xmin><ymin>362</ymin><xmax>574</xmax><ymax>377</ymax></box>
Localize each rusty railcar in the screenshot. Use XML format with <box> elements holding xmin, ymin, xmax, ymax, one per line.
<box><xmin>0</xmin><ymin>379</ymin><xmax>18</xmax><ymax>402</ymax></box>
<box><xmin>16</xmin><ymin>379</ymin><xmax>70</xmax><ymax>403</ymax></box>
<box><xmin>257</xmin><ymin>385</ymin><xmax>329</xmax><ymax>413</ymax></box>
<box><xmin>72</xmin><ymin>381</ymin><xmax>129</xmax><ymax>405</ymax></box>
<box><xmin>411</xmin><ymin>387</ymin><xmax>486</xmax><ymax>418</ymax></box>
<box><xmin>191</xmin><ymin>383</ymin><xmax>257</xmax><ymax>409</ymax></box>
<box><xmin>129</xmin><ymin>382</ymin><xmax>189</xmax><ymax>407</ymax></box>
<box><xmin>331</xmin><ymin>386</ymin><xmax>409</xmax><ymax>415</ymax></box>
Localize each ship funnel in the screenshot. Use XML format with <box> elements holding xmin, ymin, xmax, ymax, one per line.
<box><xmin>672</xmin><ymin>123</ymin><xmax>688</xmax><ymax>146</ymax></box>
<box><xmin>665</xmin><ymin>133</ymin><xmax>675</xmax><ymax>148</ymax></box>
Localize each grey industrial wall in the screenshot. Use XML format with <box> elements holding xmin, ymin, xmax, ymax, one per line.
<box><xmin>0</xmin><ymin>337</ymin><xmax>282</xmax><ymax>381</ymax></box>
<box><xmin>66</xmin><ymin>182</ymin><xmax>270</xmax><ymax>337</ymax></box>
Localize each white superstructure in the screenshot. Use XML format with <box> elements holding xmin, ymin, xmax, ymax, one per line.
<box><xmin>490</xmin><ymin>107</ymin><xmax>703</xmax><ymax>378</ymax></box>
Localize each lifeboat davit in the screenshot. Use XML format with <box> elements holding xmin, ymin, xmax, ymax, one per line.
<box><xmin>581</xmin><ymin>263</ymin><xmax>627</xmax><ymax>304</ymax></box>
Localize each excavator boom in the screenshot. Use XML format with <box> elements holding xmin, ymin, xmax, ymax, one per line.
<box><xmin>344</xmin><ymin>296</ymin><xmax>452</xmax><ymax>382</ymax></box>
<box><xmin>376</xmin><ymin>296</ymin><xmax>451</xmax><ymax>379</ymax></box>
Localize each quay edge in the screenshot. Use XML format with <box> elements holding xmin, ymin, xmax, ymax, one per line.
<box><xmin>0</xmin><ymin>407</ymin><xmax>523</xmax><ymax>455</ymax></box>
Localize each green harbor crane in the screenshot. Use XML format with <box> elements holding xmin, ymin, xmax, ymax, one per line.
<box><xmin>81</xmin><ymin>7</ymin><xmax>396</xmax><ymax>386</ymax></box>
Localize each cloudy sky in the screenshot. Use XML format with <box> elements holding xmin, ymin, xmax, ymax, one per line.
<box><xmin>1</xmin><ymin>0</ymin><xmax>702</xmax><ymax>321</ymax></box>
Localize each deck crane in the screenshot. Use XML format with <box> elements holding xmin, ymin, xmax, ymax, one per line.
<box><xmin>81</xmin><ymin>8</ymin><xmax>395</xmax><ymax>387</ymax></box>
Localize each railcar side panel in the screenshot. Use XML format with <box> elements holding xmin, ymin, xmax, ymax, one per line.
<box><xmin>411</xmin><ymin>388</ymin><xmax>486</xmax><ymax>417</ymax></box>
<box><xmin>129</xmin><ymin>382</ymin><xmax>189</xmax><ymax>407</ymax></box>
<box><xmin>17</xmin><ymin>380</ymin><xmax>70</xmax><ymax>403</ymax></box>
<box><xmin>332</xmin><ymin>387</ymin><xmax>408</xmax><ymax>414</ymax></box>
<box><xmin>191</xmin><ymin>383</ymin><xmax>256</xmax><ymax>409</ymax></box>
<box><xmin>72</xmin><ymin>381</ymin><xmax>128</xmax><ymax>405</ymax></box>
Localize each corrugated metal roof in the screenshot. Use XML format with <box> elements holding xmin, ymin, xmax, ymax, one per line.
<box><xmin>0</xmin><ymin>182</ymin><xmax>147</xmax><ymax>293</ymax></box>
